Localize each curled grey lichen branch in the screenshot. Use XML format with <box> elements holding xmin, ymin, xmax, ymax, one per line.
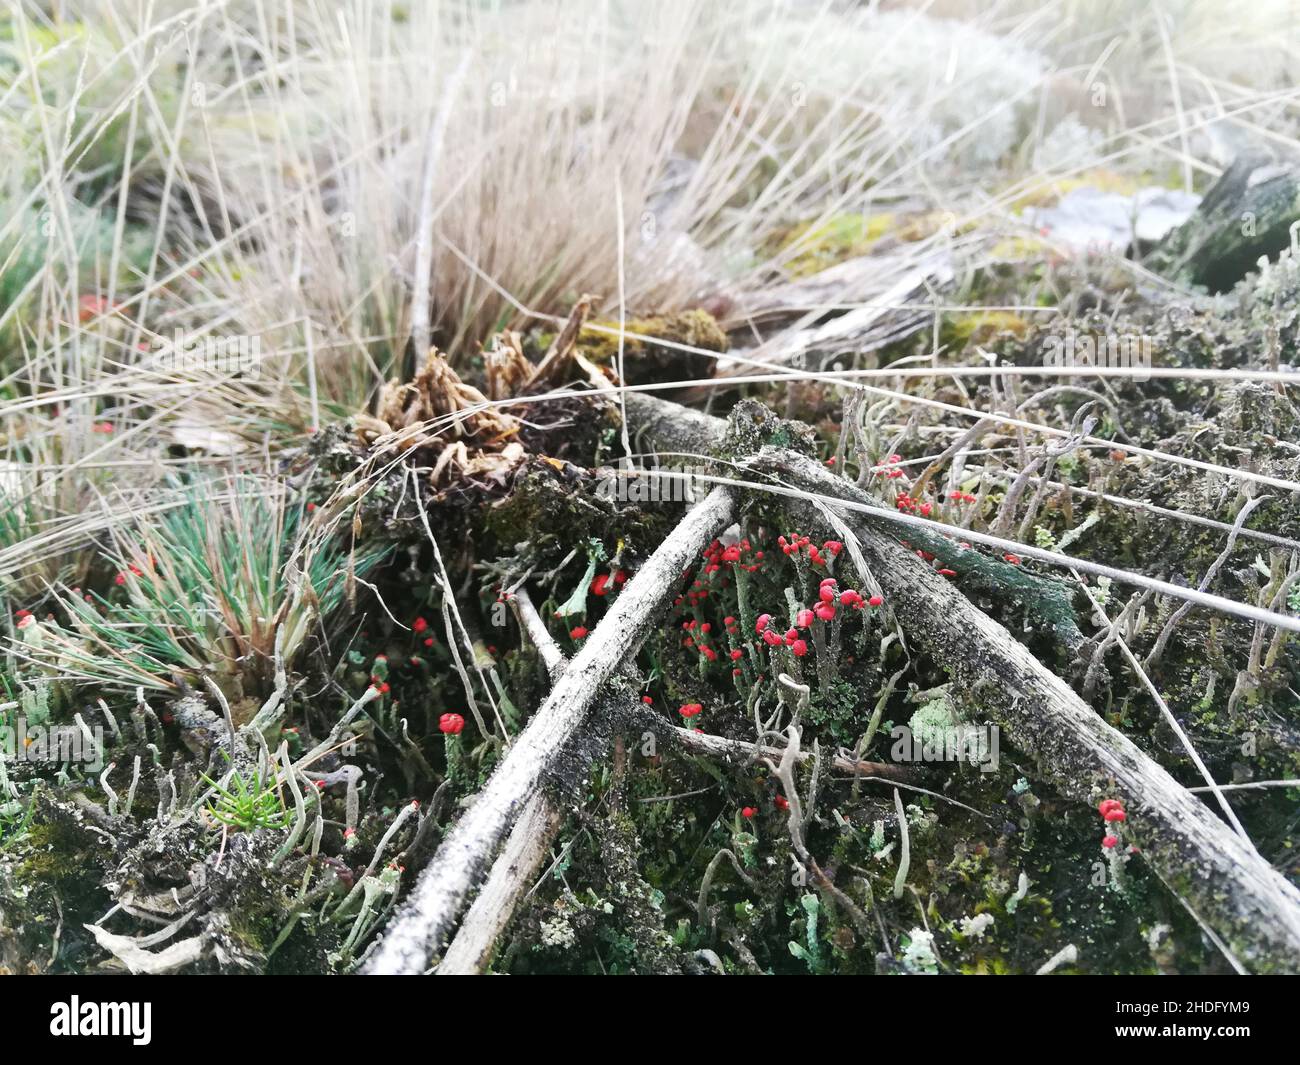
<box><xmin>696</xmin><ymin>848</ymin><xmax>757</xmax><ymax>933</ymax></box>
<box><xmin>892</xmin><ymin>787</ymin><xmax>910</xmax><ymax>901</ymax></box>
<box><xmin>765</xmin><ymin>725</ymin><xmax>874</xmax><ymax>940</ymax></box>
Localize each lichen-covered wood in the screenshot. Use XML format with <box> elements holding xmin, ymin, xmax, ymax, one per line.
<box><xmin>1148</xmin><ymin>153</ymin><xmax>1300</xmax><ymax>292</ymax></box>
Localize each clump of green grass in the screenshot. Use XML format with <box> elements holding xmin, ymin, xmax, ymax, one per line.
<box><xmin>15</xmin><ymin>475</ymin><xmax>387</xmax><ymax>693</ymax></box>
<box><xmin>202</xmin><ymin>763</ymin><xmax>289</xmax><ymax>833</ymax></box>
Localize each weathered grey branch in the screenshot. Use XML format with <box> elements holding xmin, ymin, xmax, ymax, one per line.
<box><xmin>661</xmin><ymin>720</ymin><xmax>913</xmax><ymax>782</ymax></box>
<box><xmin>626</xmin><ymin>392</ymin><xmax>1300</xmax><ymax>973</ymax></box>
<box><xmin>364</xmin><ymin>486</ymin><xmax>736</xmax><ymax>974</ymax></box>
<box><xmin>509</xmin><ymin>588</ymin><xmax>566</xmax><ymax>681</ymax></box>
<box><xmin>715</xmin><ymin>250</ymin><xmax>953</xmax><ymax>363</ymax></box>
<box><xmin>435</xmin><ymin>791</ymin><xmax>563</xmax><ymax>975</ymax></box>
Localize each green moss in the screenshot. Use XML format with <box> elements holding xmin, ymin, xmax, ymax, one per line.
<box><xmin>16</xmin><ymin>820</ymin><xmax>99</xmax><ymax>886</ymax></box>
<box><xmin>574</xmin><ymin>309</ymin><xmax>727</xmax><ymax>387</ymax></box>
<box><xmin>945</xmin><ymin>309</ymin><xmax>1031</xmax><ymax>347</ymax></box>
<box><xmin>771</xmin><ymin>213</ymin><xmax>895</xmax><ymax>276</ymax></box>
<box><xmin>579</xmin><ymin>309</ymin><xmax>725</xmax><ymax>361</ymax></box>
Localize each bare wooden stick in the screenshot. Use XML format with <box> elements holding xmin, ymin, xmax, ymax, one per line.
<box><xmin>627</xmin><ymin>393</ymin><xmax>1300</xmax><ymax>973</ymax></box>
<box><xmin>364</xmin><ymin>486</ymin><xmax>735</xmax><ymax>974</ymax></box>
<box><xmin>509</xmin><ymin>588</ymin><xmax>565</xmax><ymax>680</ymax></box>
<box><xmin>435</xmin><ymin>792</ymin><xmax>562</xmax><ymax>975</ymax></box>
